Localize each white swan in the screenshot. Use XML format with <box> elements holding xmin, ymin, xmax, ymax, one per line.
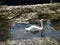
<box><xmin>25</xmin><ymin>19</ymin><xmax>44</xmax><ymax>32</ymax></box>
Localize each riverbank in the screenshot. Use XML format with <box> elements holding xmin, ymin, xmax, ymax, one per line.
<box><xmin>0</xmin><ymin>3</ymin><xmax>60</xmax><ymax>23</ymax></box>
<box><xmin>0</xmin><ymin>37</ymin><xmax>59</xmax><ymax>45</ymax></box>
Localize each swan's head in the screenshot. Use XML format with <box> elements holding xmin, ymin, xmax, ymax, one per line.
<box><xmin>40</xmin><ymin>19</ymin><xmax>44</xmax><ymax>22</ymax></box>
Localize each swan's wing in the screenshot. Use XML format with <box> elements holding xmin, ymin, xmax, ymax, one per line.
<box><xmin>25</xmin><ymin>25</ymin><xmax>43</xmax><ymax>31</ymax></box>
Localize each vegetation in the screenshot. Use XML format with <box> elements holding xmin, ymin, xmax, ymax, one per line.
<box><xmin>0</xmin><ymin>15</ymin><xmax>12</xmax><ymax>41</ymax></box>
<box><xmin>0</xmin><ymin>3</ymin><xmax>60</xmax><ymax>45</ymax></box>
<box><xmin>0</xmin><ymin>37</ymin><xmax>59</xmax><ymax>45</ymax></box>
<box><xmin>0</xmin><ymin>3</ymin><xmax>60</xmax><ymax>23</ymax></box>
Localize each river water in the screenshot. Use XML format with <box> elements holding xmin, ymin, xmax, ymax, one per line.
<box><xmin>8</xmin><ymin>20</ymin><xmax>60</xmax><ymax>41</ymax></box>
<box><xmin>0</xmin><ymin>19</ymin><xmax>60</xmax><ymax>45</ymax></box>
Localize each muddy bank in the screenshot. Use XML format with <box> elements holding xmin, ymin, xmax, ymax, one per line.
<box><xmin>0</xmin><ymin>3</ymin><xmax>60</xmax><ymax>23</ymax></box>
<box><xmin>0</xmin><ymin>37</ymin><xmax>59</xmax><ymax>45</ymax></box>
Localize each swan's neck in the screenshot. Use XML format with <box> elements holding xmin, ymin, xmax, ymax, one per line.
<box><xmin>41</xmin><ymin>21</ymin><xmax>43</xmax><ymax>28</ymax></box>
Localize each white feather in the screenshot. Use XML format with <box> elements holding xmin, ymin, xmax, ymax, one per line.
<box><xmin>25</xmin><ymin>19</ymin><xmax>44</xmax><ymax>32</ymax></box>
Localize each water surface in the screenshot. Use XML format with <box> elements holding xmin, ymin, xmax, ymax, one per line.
<box><xmin>0</xmin><ymin>20</ymin><xmax>60</xmax><ymax>43</ymax></box>
<box><xmin>8</xmin><ymin>22</ymin><xmax>60</xmax><ymax>43</ymax></box>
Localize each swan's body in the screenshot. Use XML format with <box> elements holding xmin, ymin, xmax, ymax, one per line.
<box><xmin>25</xmin><ymin>25</ymin><xmax>43</xmax><ymax>32</ymax></box>
<box><xmin>25</xmin><ymin>19</ymin><xmax>44</xmax><ymax>32</ymax></box>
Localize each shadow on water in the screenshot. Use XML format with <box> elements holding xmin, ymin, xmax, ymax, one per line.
<box><xmin>0</xmin><ymin>19</ymin><xmax>11</xmax><ymax>41</ymax></box>
<box><xmin>0</xmin><ymin>19</ymin><xmax>60</xmax><ymax>44</ymax></box>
